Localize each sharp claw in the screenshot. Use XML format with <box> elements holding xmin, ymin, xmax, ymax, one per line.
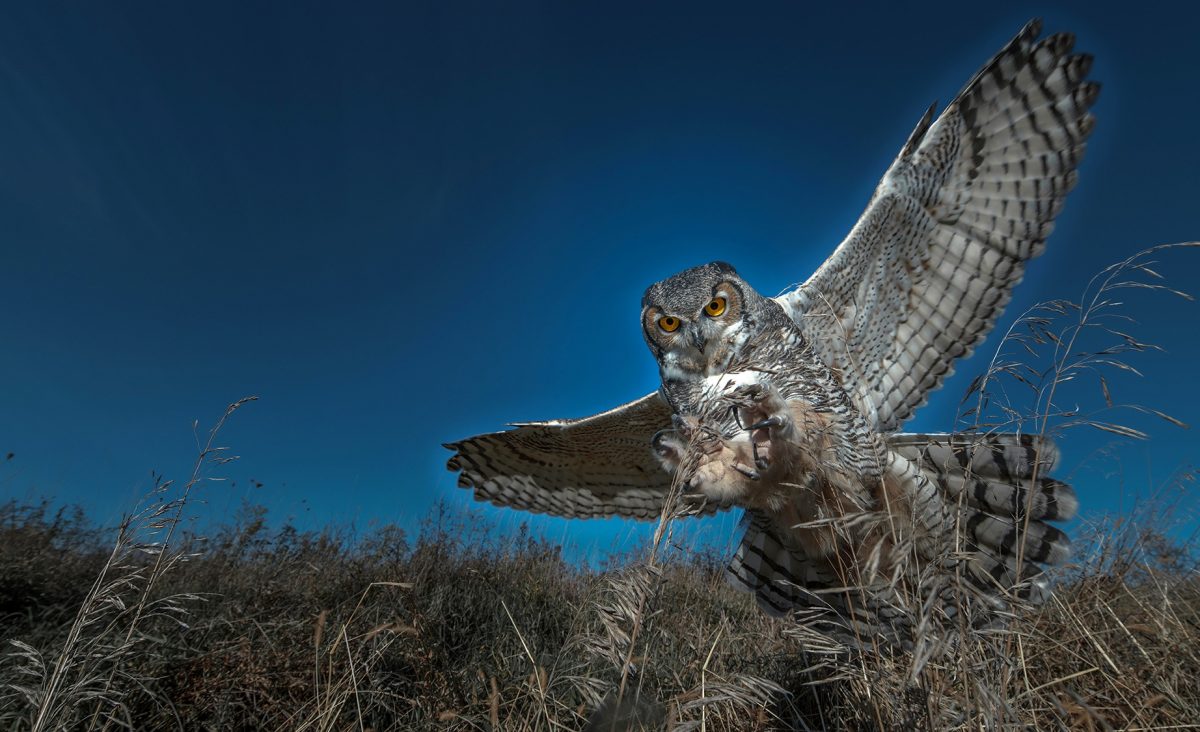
<box><xmin>749</xmin><ymin>416</ymin><xmax>785</xmax><ymax>432</ymax></box>
<box><xmin>733</xmin><ymin>463</ymin><xmax>761</xmax><ymax>480</ymax></box>
<box><xmin>731</xmin><ymin>404</ymin><xmax>748</xmax><ymax>431</ymax></box>
<box><xmin>651</xmin><ymin>428</ymin><xmax>670</xmax><ymax>448</ymax></box>
<box><xmin>751</xmin><ymin>439</ymin><xmax>770</xmax><ymax>471</ymax></box>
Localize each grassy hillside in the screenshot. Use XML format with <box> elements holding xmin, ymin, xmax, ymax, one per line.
<box><xmin>1</xmin><ymin>487</ymin><xmax>1197</xmax><ymax>730</ymax></box>
<box><xmin>5</xmin><ymin>245</ymin><xmax>1200</xmax><ymax>730</ymax></box>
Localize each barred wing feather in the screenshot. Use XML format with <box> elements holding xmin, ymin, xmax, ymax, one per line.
<box><xmin>444</xmin><ymin>391</ymin><xmax>726</xmax><ymax>519</ymax></box>
<box><xmin>778</xmin><ymin>19</ymin><xmax>1098</xmax><ymax>432</ymax></box>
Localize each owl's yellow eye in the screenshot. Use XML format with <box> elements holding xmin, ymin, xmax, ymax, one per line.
<box><xmin>658</xmin><ymin>316</ymin><xmax>681</xmax><ymax>333</ymax></box>
<box><xmin>704</xmin><ymin>297</ymin><xmax>727</xmax><ymax>317</ymax></box>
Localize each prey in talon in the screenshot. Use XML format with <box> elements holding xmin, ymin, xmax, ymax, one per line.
<box><xmin>640</xmin><ymin>262</ymin><xmax>883</xmax><ymax>513</ymax></box>
<box><xmin>729</xmin><ymin>381</ymin><xmax>794</xmax><ymax>473</ymax></box>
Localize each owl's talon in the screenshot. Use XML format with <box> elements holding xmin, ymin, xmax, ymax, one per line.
<box><xmin>651</xmin><ymin>429</ymin><xmax>687</xmax><ymax>473</ymax></box>
<box><xmin>730</xmin><ymin>404</ymin><xmax>746</xmax><ymax>431</ymax></box>
<box><xmin>727</xmin><ymin>382</ymin><xmax>794</xmax><ymax>476</ymax></box>
<box><xmin>733</xmin><ymin>463</ymin><xmax>761</xmax><ymax>481</ymax></box>
<box><xmin>752</xmin><ymin>439</ymin><xmax>770</xmax><ymax>471</ymax></box>
<box><xmin>749</xmin><ymin>416</ymin><xmax>785</xmax><ymax>432</ymax></box>
<box><xmin>651</xmin><ymin>429</ymin><xmax>674</xmax><ymax>456</ymax></box>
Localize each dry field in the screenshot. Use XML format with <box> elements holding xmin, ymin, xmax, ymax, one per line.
<box><xmin>3</xmin><ymin>246</ymin><xmax>1199</xmax><ymax>730</ymax></box>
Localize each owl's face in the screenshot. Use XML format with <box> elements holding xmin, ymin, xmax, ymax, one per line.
<box><xmin>641</xmin><ymin>261</ymin><xmax>762</xmax><ymax>379</ymax></box>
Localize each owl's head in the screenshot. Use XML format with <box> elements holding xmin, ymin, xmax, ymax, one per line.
<box><xmin>641</xmin><ymin>261</ymin><xmax>775</xmax><ymax>377</ymax></box>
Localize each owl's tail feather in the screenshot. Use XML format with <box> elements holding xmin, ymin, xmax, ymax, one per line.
<box><xmin>888</xmin><ymin>431</ymin><xmax>1076</xmax><ymax>601</ymax></box>
<box><xmin>889</xmin><ymin>432</ymin><xmax>1077</xmax><ymax>522</ymax></box>
<box><xmin>725</xmin><ymin>510</ymin><xmax>840</xmax><ymax>619</ymax></box>
<box><xmin>724</xmin><ymin>433</ymin><xmax>1074</xmax><ymax>647</ymax></box>
<box><xmin>726</xmin><ymin>510</ymin><xmax>909</xmax><ymax>650</ymax></box>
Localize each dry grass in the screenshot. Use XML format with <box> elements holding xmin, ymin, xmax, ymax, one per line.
<box><xmin>0</xmin><ymin>487</ymin><xmax>1196</xmax><ymax>730</ymax></box>
<box><xmin>2</xmin><ymin>245</ymin><xmax>1198</xmax><ymax>730</ymax></box>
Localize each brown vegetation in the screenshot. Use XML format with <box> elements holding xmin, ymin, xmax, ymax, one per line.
<box><xmin>3</xmin><ymin>245</ymin><xmax>1198</xmax><ymax>730</ymax></box>
<box><xmin>1</xmin><ymin>484</ymin><xmax>1197</xmax><ymax>730</ymax></box>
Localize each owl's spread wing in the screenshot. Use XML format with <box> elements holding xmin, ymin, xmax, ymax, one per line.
<box><xmin>445</xmin><ymin>391</ymin><xmax>723</xmax><ymax>519</ymax></box>
<box><xmin>777</xmin><ymin>20</ymin><xmax>1097</xmax><ymax>433</ymax></box>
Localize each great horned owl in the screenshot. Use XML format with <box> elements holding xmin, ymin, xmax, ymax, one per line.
<box><xmin>445</xmin><ymin>19</ymin><xmax>1089</xmax><ymax>637</ymax></box>
<box><xmin>638</xmin><ymin>261</ymin><xmax>1072</xmax><ymax>636</ymax></box>
<box><xmin>640</xmin><ymin>261</ymin><xmax>883</xmax><ymax>516</ymax></box>
<box><xmin>648</xmin><ymin>259</ymin><xmax>883</xmax><ymax>516</ymax></box>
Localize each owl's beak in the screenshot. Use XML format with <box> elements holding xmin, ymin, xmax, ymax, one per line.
<box><xmin>689</xmin><ymin>325</ymin><xmax>706</xmax><ymax>353</ymax></box>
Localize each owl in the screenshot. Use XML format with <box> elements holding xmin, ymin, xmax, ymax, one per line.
<box><xmin>445</xmin><ymin>19</ymin><xmax>1090</xmax><ymax>639</ymax></box>
<box><xmin>640</xmin><ymin>260</ymin><xmax>885</xmax><ymax>520</ymax></box>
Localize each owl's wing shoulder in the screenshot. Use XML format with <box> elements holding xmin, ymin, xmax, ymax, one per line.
<box><xmin>776</xmin><ymin>20</ymin><xmax>1096</xmax><ymax>432</ymax></box>
<box><xmin>446</xmin><ymin>391</ymin><xmax>717</xmax><ymax>519</ymax></box>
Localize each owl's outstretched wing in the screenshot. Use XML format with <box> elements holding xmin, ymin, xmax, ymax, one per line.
<box><xmin>777</xmin><ymin>20</ymin><xmax>1097</xmax><ymax>433</ymax></box>
<box><xmin>446</xmin><ymin>392</ymin><xmax>725</xmax><ymax>519</ymax></box>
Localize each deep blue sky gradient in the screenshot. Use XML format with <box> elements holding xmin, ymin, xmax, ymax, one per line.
<box><xmin>1</xmin><ymin>1</ymin><xmax>1197</xmax><ymax>561</ymax></box>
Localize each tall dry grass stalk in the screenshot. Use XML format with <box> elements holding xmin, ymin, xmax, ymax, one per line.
<box><xmin>4</xmin><ymin>397</ymin><xmax>256</xmax><ymax>731</ymax></box>
<box><xmin>579</xmin><ymin>437</ymin><xmax>789</xmax><ymax>731</ymax></box>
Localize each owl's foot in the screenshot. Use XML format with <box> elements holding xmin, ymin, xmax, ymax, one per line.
<box><xmin>651</xmin><ymin>428</ymin><xmax>687</xmax><ymax>473</ymax></box>
<box><xmin>732</xmin><ymin>462</ymin><xmax>762</xmax><ymax>480</ymax></box>
<box><xmin>730</xmin><ymin>382</ymin><xmax>794</xmax><ymax>471</ymax></box>
<box><xmin>680</xmin><ymin>438</ymin><xmax>761</xmax><ymax>504</ymax></box>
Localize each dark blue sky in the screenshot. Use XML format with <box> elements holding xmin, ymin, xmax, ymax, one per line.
<box><xmin>2</xmin><ymin>2</ymin><xmax>1197</xmax><ymax>560</ymax></box>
